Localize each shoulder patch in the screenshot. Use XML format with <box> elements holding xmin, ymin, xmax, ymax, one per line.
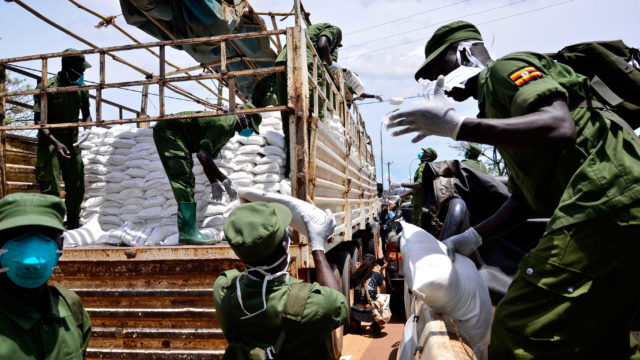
<box><xmin>508</xmin><ymin>66</ymin><xmax>542</xmax><ymax>86</ymax></box>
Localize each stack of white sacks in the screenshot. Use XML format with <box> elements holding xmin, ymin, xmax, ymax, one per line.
<box><xmin>64</xmin><ymin>109</ymin><xmax>292</xmax><ymax>247</ymax></box>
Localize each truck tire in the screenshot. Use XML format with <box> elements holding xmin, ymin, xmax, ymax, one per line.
<box><xmin>330</xmin><ymin>264</ymin><xmax>343</xmax><ymax>360</ymax></box>
<box><xmin>348</xmin><ymin>241</ymin><xmax>361</xmax><ymax>275</ymax></box>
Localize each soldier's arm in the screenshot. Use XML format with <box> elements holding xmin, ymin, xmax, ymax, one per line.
<box><xmin>312</xmin><ymin>250</ymin><xmax>341</xmax><ymax>292</ymax></box>
<box><xmin>316</xmin><ymin>35</ymin><xmax>334</xmax><ymax>66</ymax></box>
<box><xmin>457</xmin><ymin>96</ymin><xmax>576</xmax><ymax>152</ymax></box>
<box><xmin>34</xmin><ymin>112</ymin><xmax>70</xmax><ymax>158</ymax></box>
<box><xmin>196</xmin><ymin>147</ymin><xmax>227</xmax><ymax>183</ymax></box>
<box><xmin>473</xmin><ymin>192</ymin><xmax>532</xmax><ymax>241</ymax></box>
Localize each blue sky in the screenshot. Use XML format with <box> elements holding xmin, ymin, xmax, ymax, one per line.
<box><xmin>2</xmin><ymin>0</ymin><xmax>639</xmax><ymax>186</ymax></box>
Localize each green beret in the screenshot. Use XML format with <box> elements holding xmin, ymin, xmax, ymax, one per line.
<box><xmin>61</xmin><ymin>48</ymin><xmax>92</xmax><ymax>69</ymax></box>
<box><xmin>422</xmin><ymin>147</ymin><xmax>438</xmax><ymax>160</ymax></box>
<box><xmin>239</xmin><ymin>103</ymin><xmax>262</xmax><ymax>135</ymax></box>
<box><xmin>466</xmin><ymin>144</ymin><xmax>483</xmax><ymax>156</ymax></box>
<box><xmin>224</xmin><ymin>202</ymin><xmax>292</xmax><ymax>264</ymax></box>
<box><xmin>0</xmin><ymin>193</ymin><xmax>66</xmax><ymax>232</ymax></box>
<box><xmin>414</xmin><ymin>21</ymin><xmax>482</xmax><ymax>81</ymax></box>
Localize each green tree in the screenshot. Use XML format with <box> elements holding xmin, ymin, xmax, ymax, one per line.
<box><xmin>5</xmin><ymin>75</ymin><xmax>36</xmax><ymax>137</ymax></box>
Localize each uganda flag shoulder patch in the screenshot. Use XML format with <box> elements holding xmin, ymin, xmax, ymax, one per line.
<box><xmin>509</xmin><ymin>66</ymin><xmax>542</xmax><ymax>86</ymax></box>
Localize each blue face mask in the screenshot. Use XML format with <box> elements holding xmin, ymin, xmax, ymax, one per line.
<box><xmin>72</xmin><ymin>75</ymin><xmax>84</xmax><ymax>85</ymax></box>
<box><xmin>66</xmin><ymin>68</ymin><xmax>84</xmax><ymax>85</ymax></box>
<box><xmin>238</xmin><ymin>127</ymin><xmax>254</xmax><ymax>138</ymax></box>
<box><xmin>0</xmin><ymin>232</ymin><xmax>62</xmax><ymax>289</ymax></box>
<box><xmin>417</xmin><ymin>151</ymin><xmax>424</xmax><ymax>159</ymax></box>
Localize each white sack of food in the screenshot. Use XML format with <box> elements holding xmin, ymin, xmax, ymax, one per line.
<box><xmin>279</xmin><ymin>179</ymin><xmax>292</xmax><ymax>196</ymax></box>
<box><xmin>260</xmin><ymin>115</ymin><xmax>282</xmax><ymax>127</ymax></box>
<box><xmin>256</xmin><ymin>154</ymin><xmax>285</xmax><ymax>165</ymax></box>
<box><xmin>261</xmin><ymin>145</ymin><xmax>286</xmax><ymax>158</ymax></box>
<box><xmin>145</xmin><ymin>195</ymin><xmax>166</xmax><ymax>208</ymax></box>
<box><xmin>127</xmin><ymin>159</ymin><xmax>151</xmax><ymax>170</ymax></box>
<box><xmin>145</xmin><ymin>171</ymin><xmax>166</xmax><ymax>181</ymax></box>
<box><xmin>121</xmin><ymin>178</ymin><xmax>147</xmax><ymax>190</ymax></box>
<box><xmin>238</xmin><ymin>188</ymin><xmax>334</xmax><ymax>240</ymax></box>
<box><xmin>254</xmin><ymin>182</ymin><xmax>280</xmax><ymax>193</ymax></box>
<box><xmin>85</xmin><ymin>164</ymin><xmax>109</xmax><ymax>175</ymax></box>
<box><xmin>105</xmin><ymin>172</ymin><xmax>130</xmax><ymax>183</ymax></box>
<box><xmin>264</xmin><ymin>131</ymin><xmax>285</xmax><ymax>149</ymax></box>
<box><xmin>107</xmin><ymin>155</ymin><xmax>127</xmax><ymax>166</ymax></box>
<box><xmin>202</xmin><ymin>215</ymin><xmax>226</xmax><ymax>228</ymax></box>
<box><xmin>219</xmin><ymin>149</ymin><xmax>236</xmax><ymax>159</ymax></box>
<box><xmin>62</xmin><ymin>216</ymin><xmax>107</xmax><ymax>247</ymax></box>
<box><xmin>148</xmin><ymin>160</ymin><xmax>164</xmax><ymax>172</ymax></box>
<box><xmin>399</xmin><ymin>221</ymin><xmax>491</xmax><ymax>354</ymax></box>
<box><xmin>254</xmin><ymin>173</ymin><xmax>281</xmax><ymax>183</ymax></box>
<box><xmin>238</xmin><ymin>135</ymin><xmax>266</xmax><ymax>146</ymax></box>
<box><xmin>124</xmin><ymin>168</ymin><xmax>147</xmax><ymax>178</ymax></box>
<box><xmin>237</xmin><ymin>145</ymin><xmax>261</xmax><ymax>155</ymax></box>
<box><xmin>235</xmin><ymin>154</ymin><xmax>261</xmax><ymax>164</ymax></box>
<box><xmin>121</xmin><ymin>205</ymin><xmax>142</xmax><ymax>215</ymax></box>
<box><xmin>109</xmin><ymin>138</ymin><xmax>137</xmax><ymax>149</ymax></box>
<box><xmin>204</xmin><ymin>204</ymin><xmax>226</xmax><ymax>217</ymax></box>
<box><xmin>232</xmin><ymin>161</ymin><xmax>254</xmax><ymax>173</ymax></box>
<box><xmin>252</xmin><ymin>163</ymin><xmax>280</xmax><ymax>174</ymax></box>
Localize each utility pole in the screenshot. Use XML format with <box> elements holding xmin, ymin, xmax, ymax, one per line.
<box><xmin>380</xmin><ymin>122</ymin><xmax>384</xmax><ymax>197</ymax></box>
<box><xmin>386</xmin><ymin>161</ymin><xmax>393</xmax><ymax>194</ymax></box>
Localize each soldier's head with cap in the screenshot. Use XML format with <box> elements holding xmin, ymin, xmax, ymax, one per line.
<box><xmin>0</xmin><ymin>193</ymin><xmax>66</xmax><ymax>289</ymax></box>
<box><xmin>465</xmin><ymin>144</ymin><xmax>483</xmax><ymax>160</ymax></box>
<box><xmin>421</xmin><ymin>147</ymin><xmax>438</xmax><ymax>162</ymax></box>
<box><xmin>224</xmin><ymin>202</ymin><xmax>292</xmax><ymax>270</ymax></box>
<box><xmin>61</xmin><ymin>48</ymin><xmax>91</xmax><ymax>86</ymax></box>
<box><xmin>414</xmin><ymin>21</ymin><xmax>491</xmax><ymax>101</ymax></box>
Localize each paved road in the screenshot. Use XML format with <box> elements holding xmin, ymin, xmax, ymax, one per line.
<box><xmin>340</xmin><ymin>312</ymin><xmax>405</xmax><ymax>360</ymax></box>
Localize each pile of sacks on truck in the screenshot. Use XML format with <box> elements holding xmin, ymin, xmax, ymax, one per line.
<box><xmin>64</xmin><ymin>109</ymin><xmax>291</xmax><ymax>247</ymax></box>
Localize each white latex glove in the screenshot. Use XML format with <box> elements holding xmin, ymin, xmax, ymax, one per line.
<box><xmin>442</xmin><ymin>227</ymin><xmax>482</xmax><ymax>261</ymax></box>
<box><xmin>385</xmin><ymin>75</ymin><xmax>466</xmax><ymax>142</ymax></box>
<box><xmin>301</xmin><ymin>209</ymin><xmax>336</xmax><ymax>252</ymax></box>
<box><xmin>211</xmin><ymin>181</ymin><xmax>224</xmax><ymax>202</ymax></box>
<box><xmin>375</xmin><ymin>95</ymin><xmax>383</xmax><ymax>102</ymax></box>
<box><xmin>222</xmin><ymin>178</ymin><xmax>238</xmax><ymax>200</ymax></box>
<box><xmin>329</xmin><ymin>61</ymin><xmax>341</xmax><ymax>73</ymax></box>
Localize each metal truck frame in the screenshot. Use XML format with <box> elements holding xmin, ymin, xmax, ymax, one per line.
<box><xmin>0</xmin><ymin>1</ymin><xmax>379</xmax><ymax>359</ymax></box>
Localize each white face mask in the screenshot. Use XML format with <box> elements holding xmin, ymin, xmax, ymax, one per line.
<box><xmin>421</xmin><ymin>40</ymin><xmax>485</xmax><ymax>100</ymax></box>
<box><xmin>236</xmin><ymin>237</ymin><xmax>291</xmax><ymax>320</ymax></box>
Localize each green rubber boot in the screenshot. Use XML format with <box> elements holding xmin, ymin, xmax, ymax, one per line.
<box><xmin>178</xmin><ymin>202</ymin><xmax>217</xmax><ymax>245</ymax></box>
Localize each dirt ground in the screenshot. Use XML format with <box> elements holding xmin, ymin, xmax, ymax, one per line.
<box><xmin>340</xmin><ymin>311</ymin><xmax>405</xmax><ymax>360</ymax></box>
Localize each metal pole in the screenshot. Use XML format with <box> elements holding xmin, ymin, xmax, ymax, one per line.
<box><xmin>380</xmin><ymin>122</ymin><xmax>384</xmax><ymax>197</ymax></box>
<box><xmin>387</xmin><ymin>161</ymin><xmax>393</xmax><ymax>194</ymax></box>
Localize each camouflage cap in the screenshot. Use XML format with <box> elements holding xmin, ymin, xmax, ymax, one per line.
<box><xmin>422</xmin><ymin>147</ymin><xmax>438</xmax><ymax>160</ymax></box>
<box><xmin>61</xmin><ymin>48</ymin><xmax>92</xmax><ymax>69</ymax></box>
<box><xmin>414</xmin><ymin>21</ymin><xmax>482</xmax><ymax>81</ymax></box>
<box><xmin>0</xmin><ymin>193</ymin><xmax>66</xmax><ymax>232</ymax></box>
<box><xmin>466</xmin><ymin>143</ymin><xmax>483</xmax><ymax>156</ymax></box>
<box><xmin>224</xmin><ymin>202</ymin><xmax>292</xmax><ymax>264</ymax></box>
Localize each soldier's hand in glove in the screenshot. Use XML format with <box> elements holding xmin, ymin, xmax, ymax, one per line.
<box><xmin>375</xmin><ymin>95</ymin><xmax>384</xmax><ymax>102</ymax></box>
<box><xmin>442</xmin><ymin>227</ymin><xmax>482</xmax><ymax>261</ymax></box>
<box><xmin>210</xmin><ymin>181</ymin><xmax>225</xmax><ymax>202</ymax></box>
<box><xmin>222</xmin><ymin>178</ymin><xmax>238</xmax><ymax>200</ymax></box>
<box><xmin>302</xmin><ymin>209</ymin><xmax>336</xmax><ymax>253</ymax></box>
<box><xmin>385</xmin><ymin>75</ymin><xmax>466</xmax><ymax>142</ymax></box>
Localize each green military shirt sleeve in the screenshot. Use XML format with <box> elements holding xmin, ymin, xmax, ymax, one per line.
<box><xmin>81</xmin><ymin>89</ymin><xmax>90</xmax><ymax>113</ymax></box>
<box><xmin>485</xmin><ymin>57</ymin><xmax>568</xmax><ymax>117</ymax></box>
<box><xmin>199</xmin><ymin>115</ymin><xmax>237</xmax><ymax>158</ymax></box>
<box><xmin>299</xmin><ymin>282</ymin><xmax>348</xmax><ymax>333</ymax></box>
<box><xmin>213</xmin><ymin>270</ymin><xmax>241</xmax><ymax>335</ymax></box>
